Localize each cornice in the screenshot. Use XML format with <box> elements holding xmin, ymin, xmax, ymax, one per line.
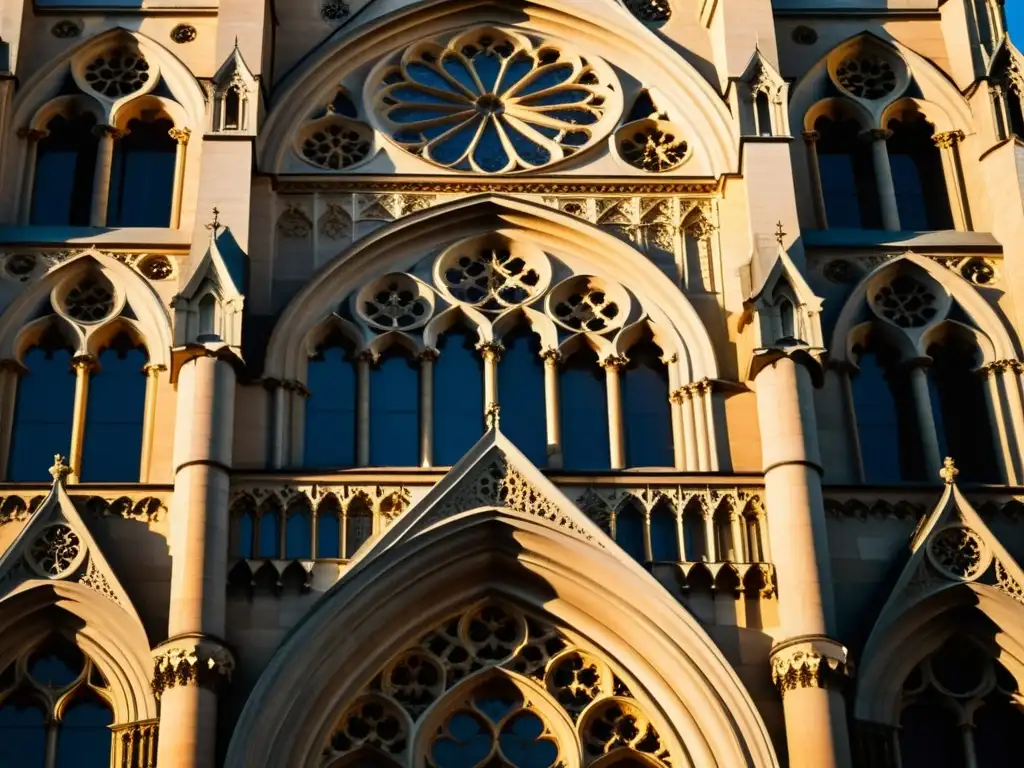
<box><xmin>271</xmin><ymin>175</ymin><xmax>723</xmax><ymax>196</ymax></box>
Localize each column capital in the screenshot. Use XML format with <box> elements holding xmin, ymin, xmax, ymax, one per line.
<box><xmin>540</xmin><ymin>347</ymin><xmax>562</xmax><ymax>364</ymax></box>
<box><xmin>0</xmin><ymin>358</ymin><xmax>27</xmax><ymax>375</ymax></box>
<box><xmin>982</xmin><ymin>358</ymin><xmax>1024</xmax><ymax>377</ymax></box>
<box><xmin>71</xmin><ymin>354</ymin><xmax>97</xmax><ymax>372</ymax></box>
<box><xmin>356</xmin><ymin>349</ymin><xmax>379</xmax><ymax>365</ymax></box>
<box><xmin>476</xmin><ymin>340</ymin><xmax>504</xmax><ymax>362</ymax></box>
<box><xmin>417</xmin><ymin>347</ymin><xmax>440</xmax><ymax>363</ymax></box>
<box><xmin>859</xmin><ymin>127</ymin><xmax>892</xmax><ymax>142</ymax></box>
<box><xmin>932</xmin><ymin>129</ymin><xmax>965</xmax><ymax>150</ymax></box>
<box><xmin>169</xmin><ymin>126</ymin><xmax>192</xmax><ymax>145</ymax></box>
<box><xmin>151</xmin><ymin>633</ymin><xmax>235</xmax><ymax>699</ymax></box>
<box><xmin>168</xmin><ymin>343</ymin><xmax>244</xmax><ymax>384</ymax></box>
<box><xmin>769</xmin><ymin>635</ymin><xmax>854</xmax><ymax>695</ymax></box>
<box><xmin>748</xmin><ymin>345</ymin><xmax>824</xmax><ymax>388</ymax></box>
<box><xmin>670</xmin><ymin>386</ymin><xmax>689</xmax><ymax>405</ymax></box>
<box><xmin>17</xmin><ymin>127</ymin><xmax>48</xmax><ymax>142</ymax></box>
<box><xmin>92</xmin><ymin>124</ymin><xmax>126</xmax><ymax>140</ymax></box>
<box><xmin>143</xmin><ymin>363</ymin><xmax>167</xmax><ymax>378</ymax></box>
<box><xmin>601</xmin><ymin>354</ymin><xmax>629</xmax><ymax>372</ymax></box>
<box><xmin>801</xmin><ymin>130</ymin><xmax>820</xmax><ymax>143</ymax></box>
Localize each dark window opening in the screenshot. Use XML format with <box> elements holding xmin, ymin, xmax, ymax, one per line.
<box><xmin>815</xmin><ymin>116</ymin><xmax>882</xmax><ymax>229</ymax></box>
<box><xmin>304</xmin><ymin>336</ymin><xmax>358</xmax><ymax>468</ymax></box>
<box><xmin>433</xmin><ymin>326</ymin><xmax>484</xmax><ymax>466</ymax></box>
<box><xmin>497</xmin><ymin>327</ymin><xmax>547</xmax><ymax>466</ymax></box>
<box><xmin>31</xmin><ymin>113</ymin><xmax>99</xmax><ymax>226</ymax></box>
<box><xmin>224</xmin><ymin>88</ymin><xmax>242</xmax><ymax>130</ymax></box>
<box><xmin>755</xmin><ymin>92</ymin><xmax>773</xmax><ymax>136</ymax></box>
<box><xmin>560</xmin><ymin>346</ymin><xmax>610</xmax><ymax>470</ymax></box>
<box><xmin>107</xmin><ymin>117</ymin><xmax>176</xmax><ymax>227</ymax></box>
<box><xmin>622</xmin><ymin>338</ymin><xmax>673</xmax><ymax>468</ymax></box>
<box><xmin>887</xmin><ymin>114</ymin><xmax>953</xmax><ymax>231</ymax></box>
<box><xmin>369</xmin><ymin>350</ymin><xmax>420</xmax><ymax>467</ymax></box>
<box><xmin>1008</xmin><ymin>89</ymin><xmax>1024</xmax><ymax>140</ymax></box>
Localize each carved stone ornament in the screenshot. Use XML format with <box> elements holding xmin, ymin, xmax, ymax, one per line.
<box><xmin>170</xmin><ymin>24</ymin><xmax>197</xmax><ymax>44</ymax></box>
<box><xmin>321</xmin><ymin>1</ymin><xmax>350</xmax><ymax>21</ymax></box>
<box><xmin>624</xmin><ymin>0</ymin><xmax>671</xmax><ymax>24</ymax></box>
<box><xmin>152</xmin><ymin>637</ymin><xmax>235</xmax><ymax>698</ymax></box>
<box><xmin>27</xmin><ymin>523</ymin><xmax>84</xmax><ymax>579</ymax></box>
<box><xmin>770</xmin><ymin>636</ymin><xmax>854</xmax><ymax>694</ymax></box>
<box><xmin>278</xmin><ymin>206</ymin><xmax>313</xmax><ymax>238</ymax></box>
<box><xmin>426</xmin><ymin>459</ymin><xmax>603</xmax><ymax>547</ymax></box>
<box><xmin>51</xmin><ymin>20</ymin><xmax>82</xmax><ymax>39</ymax></box>
<box><xmin>926</xmin><ymin>525</ymin><xmax>988</xmax><ymax>582</ymax></box>
<box><xmin>617</xmin><ymin>120</ymin><xmax>690</xmax><ymax>172</ymax></box>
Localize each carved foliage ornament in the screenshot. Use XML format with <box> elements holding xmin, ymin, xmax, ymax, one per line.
<box><xmin>770</xmin><ymin>638</ymin><xmax>853</xmax><ymax>694</ymax></box>
<box><xmin>617</xmin><ymin>120</ymin><xmax>690</xmax><ymax>172</ymax></box>
<box><xmin>323</xmin><ymin>601</ymin><xmax>670</xmax><ymax>767</ymax></box>
<box><xmin>926</xmin><ymin>525</ymin><xmax>988</xmax><ymax>582</ymax></box>
<box><xmin>28</xmin><ymin>523</ymin><xmax>83</xmax><ymax>578</ymax></box>
<box><xmin>372</xmin><ymin>26</ymin><xmax>620</xmax><ymax>173</ymax></box>
<box><xmin>152</xmin><ymin>638</ymin><xmax>235</xmax><ymax>698</ymax></box>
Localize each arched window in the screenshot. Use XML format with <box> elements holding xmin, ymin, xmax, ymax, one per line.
<box><xmin>257</xmin><ymin>503</ymin><xmax>281</xmax><ymax>559</ymax></box>
<box><xmin>232</xmin><ymin>502</ymin><xmax>255</xmax><ymax>559</ymax></box>
<box><xmin>8</xmin><ymin>331</ymin><xmax>76</xmax><ymax>482</ymax></box>
<box><xmin>927</xmin><ymin>336</ymin><xmax>997</xmax><ymax>482</ymax></box>
<box><xmin>285</xmin><ymin>502</ymin><xmax>313</xmax><ymax>560</ymax></box>
<box><xmin>316</xmin><ymin>498</ymin><xmax>342</xmax><ymax>559</ymax></box>
<box><xmin>621</xmin><ymin>339</ymin><xmax>673</xmax><ymax>468</ymax></box>
<box><xmin>815</xmin><ymin>116</ymin><xmax>881</xmax><ymax>229</ymax></box>
<box><xmin>755</xmin><ymin>92</ymin><xmax>773</xmax><ymax>137</ymax></box>
<box><xmin>80</xmin><ymin>333</ymin><xmax>148</xmax><ymax>482</ymax></box>
<box><xmin>305</xmin><ymin>338</ymin><xmax>358</xmax><ymax>468</ymax></box>
<box><xmin>31</xmin><ymin>113</ymin><xmax>99</xmax><ymax>226</ymax></box>
<box><xmin>224</xmin><ymin>88</ymin><xmax>242</xmax><ymax>131</ymax></box>
<box><xmin>682</xmin><ymin>501</ymin><xmax>707</xmax><ymax>562</ymax></box>
<box><xmin>107</xmin><ymin>117</ymin><xmax>176</xmax><ymax>227</ymax></box>
<box><xmin>649</xmin><ymin>502</ymin><xmax>679</xmax><ymax>561</ymax></box>
<box><xmin>560</xmin><ymin>347</ymin><xmax>610</xmax><ymax>470</ymax></box>
<box><xmin>713</xmin><ymin>506</ymin><xmax>736</xmax><ymax>561</ymax></box>
<box><xmin>899</xmin><ymin>636</ymin><xmax>1023</xmax><ymax>768</ymax></box>
<box><xmin>615</xmin><ymin>503</ymin><xmax>646</xmax><ymax>563</ymax></box>
<box><xmin>886</xmin><ymin>114</ymin><xmax>953</xmax><ymax>232</ymax></box>
<box><xmin>1008</xmin><ymin>88</ymin><xmax>1024</xmax><ymax>140</ymax></box>
<box><xmin>497</xmin><ymin>327</ymin><xmax>547</xmax><ymax>466</ymax></box>
<box><xmin>370</xmin><ymin>350</ymin><xmax>420</xmax><ymax>467</ymax></box>
<box><xmin>779</xmin><ymin>298</ymin><xmax>796</xmax><ymax>339</ymax></box>
<box><xmin>197</xmin><ymin>294</ymin><xmax>217</xmax><ymax>340</ymax></box>
<box><xmin>345</xmin><ymin>497</ymin><xmax>373</xmax><ymax>558</ymax></box>
<box><xmin>851</xmin><ymin>345</ymin><xmax>918</xmax><ymax>483</ymax></box>
<box><xmin>433</xmin><ymin>326</ymin><xmax>484</xmax><ymax>466</ymax></box>
<box><xmin>0</xmin><ymin>636</ymin><xmax>114</xmax><ymax>768</ymax></box>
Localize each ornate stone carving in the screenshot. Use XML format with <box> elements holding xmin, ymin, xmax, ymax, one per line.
<box><xmin>770</xmin><ymin>637</ymin><xmax>853</xmax><ymax>694</ymax></box>
<box><xmin>51</xmin><ymin>20</ymin><xmax>82</xmax><ymax>39</ymax></box>
<box><xmin>151</xmin><ymin>637</ymin><xmax>235</xmax><ymax>698</ymax></box>
<box><xmin>318</xmin><ymin>203</ymin><xmax>351</xmax><ymax>240</ymax></box>
<box><xmin>871</xmin><ymin>273</ymin><xmax>938</xmax><ymax>328</ymax></box>
<box><xmin>834</xmin><ymin>55</ymin><xmax>897</xmax><ymax>100</ymax></box>
<box><xmin>28</xmin><ymin>523</ymin><xmax>82</xmax><ymax>578</ymax></box>
<box><xmin>63</xmin><ymin>275</ymin><xmax>116</xmax><ymax>322</ymax></box>
<box><xmin>84</xmin><ymin>46</ymin><xmax>151</xmax><ymax>98</ymax></box>
<box><xmin>357</xmin><ymin>274</ymin><xmax>433</xmax><ymax>331</ymax></box>
<box><xmin>548</xmin><ymin>276</ymin><xmax>628</xmax><ymax>333</ymax></box>
<box><xmin>437</xmin><ymin>239</ymin><xmax>549</xmax><ymax>312</ymax></box>
<box><xmin>321</xmin><ymin>1</ymin><xmax>350</xmax><ymax>21</ymax></box>
<box><xmin>995</xmin><ymin>560</ymin><xmax>1024</xmax><ymax>604</ymax></box>
<box><xmin>170</xmin><ymin>24</ymin><xmax>197</xmax><ymax>44</ymax></box>
<box><xmin>278</xmin><ymin>206</ymin><xmax>313</xmax><ymax>238</ymax></box>
<box><xmin>80</xmin><ymin>557</ymin><xmax>121</xmax><ymax>606</ymax></box>
<box><xmin>299</xmin><ymin>117</ymin><xmax>373</xmax><ymax>170</ymax></box>
<box><xmin>624</xmin><ymin>0</ymin><xmax>671</xmax><ymax>23</ymax></box>
<box><xmin>926</xmin><ymin>525</ymin><xmax>987</xmax><ymax>581</ymax></box>
<box><xmin>618</xmin><ymin>121</ymin><xmax>689</xmax><ymax>172</ymax></box>
<box><xmin>137</xmin><ymin>255</ymin><xmax>174</xmax><ymax>281</ymax></box>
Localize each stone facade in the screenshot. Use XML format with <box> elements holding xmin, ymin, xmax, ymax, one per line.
<box><xmin>0</xmin><ymin>1</ymin><xmax>1022</xmax><ymax>766</ymax></box>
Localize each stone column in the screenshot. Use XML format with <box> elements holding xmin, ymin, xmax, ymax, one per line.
<box><xmin>542</xmin><ymin>349</ymin><xmax>562</xmax><ymax>469</ymax></box>
<box><xmin>679</xmin><ymin>386</ymin><xmax>699</xmax><ymax>471</ymax></box>
<box><xmin>691</xmin><ymin>382</ymin><xmax>711</xmax><ymax>471</ymax></box>
<box><xmin>906</xmin><ymin>361</ymin><xmax>942</xmax><ymax>476</ymax></box>
<box><xmin>861</xmin><ymin>128</ymin><xmax>900</xmax><ymax>232</ymax></box>
<box><xmin>802</xmin><ymin>130</ymin><xmax>829</xmax><ymax>230</ymax></box>
<box><xmin>602</xmin><ymin>355</ymin><xmax>628</xmax><ymax>470</ymax></box>
<box><xmin>139</xmin><ymin>364</ymin><xmax>165</xmax><ymax>483</ymax></box>
<box><xmin>753</xmin><ymin>349</ymin><xmax>853</xmax><ymax>768</ymax></box>
<box><xmin>16</xmin><ymin>128</ymin><xmax>46</xmax><ymax>224</ymax></box>
<box><xmin>356</xmin><ymin>351</ymin><xmax>374</xmax><ymax>467</ymax></box>
<box><xmin>418</xmin><ymin>350</ymin><xmax>437</xmax><ymax>468</ymax></box>
<box><xmin>479</xmin><ymin>341</ymin><xmax>503</xmax><ymax>415</ymax></box>
<box><xmin>90</xmin><ymin>126</ymin><xmax>121</xmax><ymax>227</ymax></box>
<box><xmin>168</xmin><ymin>127</ymin><xmax>192</xmax><ymax>229</ymax></box>
<box><xmin>932</xmin><ymin>130</ymin><xmax>971</xmax><ymax>231</ymax></box>
<box><xmin>68</xmin><ymin>355</ymin><xmax>95</xmax><ymax>483</ymax></box>
<box><xmin>0</xmin><ymin>360</ymin><xmax>23</xmax><ymax>481</ymax></box>
<box><xmin>155</xmin><ymin>352</ymin><xmax>236</xmax><ymax>768</ymax></box>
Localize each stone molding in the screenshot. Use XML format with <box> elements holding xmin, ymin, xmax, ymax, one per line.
<box><xmin>770</xmin><ymin>635</ymin><xmax>854</xmax><ymax>694</ymax></box>
<box><xmin>151</xmin><ymin>635</ymin><xmax>235</xmax><ymax>698</ymax></box>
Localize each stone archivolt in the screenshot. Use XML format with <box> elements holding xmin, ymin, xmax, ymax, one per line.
<box><xmin>322</xmin><ymin>600</ymin><xmax>671</xmax><ymax>768</ymax></box>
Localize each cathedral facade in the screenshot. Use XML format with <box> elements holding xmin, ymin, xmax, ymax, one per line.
<box><xmin>0</xmin><ymin>0</ymin><xmax>1022</xmax><ymax>766</ymax></box>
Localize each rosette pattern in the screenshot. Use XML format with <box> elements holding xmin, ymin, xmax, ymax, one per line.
<box><xmin>373</xmin><ymin>27</ymin><xmax>619</xmax><ymax>173</ymax></box>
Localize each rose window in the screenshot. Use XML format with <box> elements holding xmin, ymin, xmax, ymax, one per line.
<box><xmin>372</xmin><ymin>27</ymin><xmax>619</xmax><ymax>173</ymax></box>
<box><xmin>437</xmin><ymin>239</ymin><xmax>550</xmax><ymax>312</ymax></box>
<box><xmin>927</xmin><ymin>526</ymin><xmax>987</xmax><ymax>581</ymax></box>
<box><xmin>835</xmin><ymin>56</ymin><xmax>897</xmax><ymax>100</ymax></box>
<box><xmin>357</xmin><ymin>274</ymin><xmax>434</xmax><ymax>331</ymax></box>
<box><xmin>618</xmin><ymin>121</ymin><xmax>689</xmax><ymax>171</ymax></box>
<box><xmin>63</xmin><ymin>276</ymin><xmax>115</xmax><ymax>323</ymax></box>
<box><xmin>872</xmin><ymin>275</ymin><xmax>938</xmax><ymax>328</ymax></box>
<box><xmin>583</xmin><ymin>699</ymin><xmax>667</xmax><ymax>761</ymax></box>
<box><xmin>300</xmin><ymin>116</ymin><xmax>373</xmax><ymax>170</ymax></box>
<box><xmin>83</xmin><ymin>47</ymin><xmax>151</xmax><ymax>98</ymax></box>
<box><xmin>29</xmin><ymin>524</ymin><xmax>82</xmax><ymax>578</ymax></box>
<box><xmin>548</xmin><ymin>277</ymin><xmax>629</xmax><ymax>333</ymax></box>
<box><xmin>430</xmin><ymin>679</ymin><xmax>560</xmax><ymax>768</ymax></box>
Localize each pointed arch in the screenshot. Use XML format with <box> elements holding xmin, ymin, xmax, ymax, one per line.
<box><xmin>223</xmin><ymin>510</ymin><xmax>779</xmax><ymax>768</ymax></box>
<box><xmin>257</xmin><ymin>0</ymin><xmax>736</xmax><ymax>176</ymax></box>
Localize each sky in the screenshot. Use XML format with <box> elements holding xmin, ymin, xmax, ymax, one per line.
<box><xmin>1010</xmin><ymin>4</ymin><xmax>1024</xmax><ymax>41</ymax></box>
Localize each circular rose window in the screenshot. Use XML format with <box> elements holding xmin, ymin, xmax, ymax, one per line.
<box><xmin>369</xmin><ymin>27</ymin><xmax>621</xmax><ymax>173</ymax></box>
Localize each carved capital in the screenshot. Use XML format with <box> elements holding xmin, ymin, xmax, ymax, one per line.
<box><xmin>540</xmin><ymin>348</ymin><xmax>562</xmax><ymax>364</ymax></box>
<box><xmin>859</xmin><ymin>128</ymin><xmax>892</xmax><ymax>143</ymax></box>
<box><xmin>476</xmin><ymin>341</ymin><xmax>505</xmax><ymax>362</ymax></box>
<box><xmin>152</xmin><ymin>635</ymin><xmax>235</xmax><ymax>698</ymax></box>
<box><xmin>801</xmin><ymin>130</ymin><xmax>820</xmax><ymax>144</ymax></box>
<box><xmin>93</xmin><ymin>125</ymin><xmax>125</xmax><ymax>140</ymax></box>
<box><xmin>143</xmin><ymin>363</ymin><xmax>166</xmax><ymax>379</ymax></box>
<box><xmin>932</xmin><ymin>129</ymin><xmax>964</xmax><ymax>150</ymax></box>
<box><xmin>17</xmin><ymin>127</ymin><xmax>48</xmax><ymax>142</ymax></box>
<box><xmin>770</xmin><ymin>635</ymin><xmax>853</xmax><ymax>695</ymax></box>
<box><xmin>71</xmin><ymin>355</ymin><xmax>97</xmax><ymax>373</ymax></box>
<box><xmin>669</xmin><ymin>387</ymin><xmax>689</xmax><ymax>405</ymax></box>
<box><xmin>417</xmin><ymin>348</ymin><xmax>440</xmax><ymax>363</ymax></box>
<box><xmin>168</xmin><ymin>126</ymin><xmax>192</xmax><ymax>145</ymax></box>
<box><xmin>601</xmin><ymin>354</ymin><xmax>629</xmax><ymax>372</ymax></box>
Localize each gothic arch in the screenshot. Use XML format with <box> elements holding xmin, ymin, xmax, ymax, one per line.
<box><xmin>828</xmin><ymin>253</ymin><xmax>1018</xmax><ymax>367</ymax></box>
<box><xmin>0</xmin><ymin>581</ymin><xmax>157</xmax><ymax>724</ymax></box>
<box><xmin>0</xmin><ymin>250</ymin><xmax>172</xmax><ymax>368</ymax></box>
<box><xmin>223</xmin><ymin>507</ymin><xmax>779</xmax><ymax>768</ymax></box>
<box><xmin>265</xmin><ymin>194</ymin><xmax>719</xmax><ymax>383</ymax></box>
<box><xmin>257</xmin><ymin>0</ymin><xmax>737</xmax><ymax>176</ymax></box>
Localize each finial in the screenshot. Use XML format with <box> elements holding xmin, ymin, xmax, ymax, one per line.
<box><xmin>205</xmin><ymin>207</ymin><xmax>221</xmax><ymax>238</ymax></box>
<box><xmin>775</xmin><ymin>221</ymin><xmax>786</xmax><ymax>247</ymax></box>
<box><xmin>940</xmin><ymin>456</ymin><xmax>959</xmax><ymax>485</ymax></box>
<box><xmin>49</xmin><ymin>454</ymin><xmax>70</xmax><ymax>486</ymax></box>
<box><xmin>485</xmin><ymin>402</ymin><xmax>501</xmax><ymax>431</ymax></box>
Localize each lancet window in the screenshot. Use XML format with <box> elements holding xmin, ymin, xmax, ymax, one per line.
<box><xmin>321</xmin><ymin>601</ymin><xmax>674</xmax><ymax>768</ymax></box>
<box><xmin>897</xmin><ymin>636</ymin><xmax>1023</xmax><ymax>768</ymax></box>
<box><xmin>843</xmin><ymin>263</ymin><xmax>1002</xmax><ymax>483</ymax></box>
<box><xmin>293</xmin><ymin>234</ymin><xmax>706</xmax><ymax>472</ymax></box>
<box><xmin>19</xmin><ymin>37</ymin><xmax>191</xmax><ymax>228</ymax></box>
<box><xmin>0</xmin><ymin>634</ymin><xmax>114</xmax><ymax>767</ymax></box>
<box><xmin>801</xmin><ymin>37</ymin><xmax>963</xmax><ymax>232</ymax></box>
<box><xmin>1</xmin><ymin>264</ymin><xmax>158</xmax><ymax>483</ymax></box>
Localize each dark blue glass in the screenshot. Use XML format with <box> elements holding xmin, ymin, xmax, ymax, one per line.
<box><xmin>899</xmin><ymin>700</ymin><xmax>961</xmax><ymax>768</ymax></box>
<box><xmin>304</xmin><ymin>345</ymin><xmax>357</xmax><ymax>468</ymax></box>
<box><xmin>889</xmin><ymin>154</ymin><xmax>930</xmax><ymax>231</ymax></box>
<box><xmin>55</xmin><ymin>696</ymin><xmax>113</xmax><ymax>768</ymax></box>
<box><xmin>8</xmin><ymin>346</ymin><xmax>75</xmax><ymax>482</ymax></box>
<box><xmin>316</xmin><ymin>506</ymin><xmax>341</xmax><ymax>558</ymax></box>
<box><xmin>851</xmin><ymin>353</ymin><xmax>903</xmax><ymax>483</ymax></box>
<box><xmin>498</xmin><ymin>713</ymin><xmax>558</xmax><ymax>768</ymax></box>
<box><xmin>80</xmin><ymin>337</ymin><xmax>147</xmax><ymax>482</ymax></box>
<box><xmin>257</xmin><ymin>510</ymin><xmax>280</xmax><ymax>559</ymax></box>
<box><xmin>433</xmin><ymin>329</ymin><xmax>484</xmax><ymax>466</ymax></box>
<box><xmin>683</xmin><ymin>505</ymin><xmax>707</xmax><ymax>562</ymax></box>
<box><xmin>346</xmin><ymin>507</ymin><xmax>373</xmax><ymax>558</ymax></box>
<box><xmin>498</xmin><ymin>329</ymin><xmax>547</xmax><ymax>466</ymax></box>
<box><xmin>285</xmin><ymin>507</ymin><xmax>312</xmax><ymax>559</ymax></box>
<box><xmin>622</xmin><ymin>341</ymin><xmax>673</xmax><ymax>468</ymax></box>
<box><xmin>650</xmin><ymin>505</ymin><xmax>679</xmax><ymax>561</ymax></box>
<box><xmin>560</xmin><ymin>348</ymin><xmax>609</xmax><ymax>470</ymax></box>
<box><xmin>236</xmin><ymin>512</ymin><xmax>255</xmax><ymax>558</ymax></box>
<box><xmin>616</xmin><ymin>505</ymin><xmax>646</xmax><ymax>562</ymax></box>
<box><xmin>30</xmin><ymin>114</ymin><xmax>99</xmax><ymax>227</ymax></box>
<box><xmin>107</xmin><ymin>118</ymin><xmax>175</xmax><ymax>227</ymax></box>
<box><xmin>28</xmin><ymin>642</ymin><xmax>83</xmax><ymax>688</ymax></box>
<box><xmin>818</xmin><ymin>154</ymin><xmax>863</xmax><ymax>228</ymax></box>
<box><xmin>370</xmin><ymin>353</ymin><xmax>419</xmax><ymax>466</ymax></box>
<box><xmin>0</xmin><ymin>699</ymin><xmax>45</xmax><ymax>768</ymax></box>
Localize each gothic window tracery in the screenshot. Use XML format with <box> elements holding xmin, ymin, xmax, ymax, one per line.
<box><xmin>0</xmin><ymin>634</ymin><xmax>114</xmax><ymax>768</ymax></box>
<box><xmin>321</xmin><ymin>601</ymin><xmax>673</xmax><ymax>768</ymax></box>
<box><xmin>369</xmin><ymin>26</ymin><xmax>620</xmax><ymax>173</ymax></box>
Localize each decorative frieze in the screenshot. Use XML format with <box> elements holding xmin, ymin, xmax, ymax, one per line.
<box><xmin>151</xmin><ymin>636</ymin><xmax>235</xmax><ymax>698</ymax></box>
<box><xmin>814</xmin><ymin>252</ymin><xmax>999</xmax><ymax>287</ymax></box>
<box><xmin>770</xmin><ymin>636</ymin><xmax>854</xmax><ymax>694</ymax></box>
<box><xmin>0</xmin><ymin>249</ymin><xmax>178</xmax><ymax>284</ymax></box>
<box><xmin>0</xmin><ymin>492</ymin><xmax>169</xmax><ymax>525</ymax></box>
